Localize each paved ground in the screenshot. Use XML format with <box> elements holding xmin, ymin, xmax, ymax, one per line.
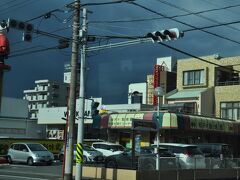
<box><xmin>0</xmin><ymin>161</ymin><xmax>63</xmax><ymax>180</ymax></box>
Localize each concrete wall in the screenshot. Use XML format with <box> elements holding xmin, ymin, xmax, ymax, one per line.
<box><xmin>200</xmin><ymin>87</ymin><xmax>214</xmax><ymax>117</ymax></box>
<box><xmin>73</xmin><ymin>166</ymin><xmax>240</xmax><ymax>180</ymax></box>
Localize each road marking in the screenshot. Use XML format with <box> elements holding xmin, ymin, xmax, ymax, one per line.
<box><xmin>0</xmin><ymin>174</ymin><xmax>49</xmax><ymax>180</ymax></box>
<box><xmin>0</xmin><ymin>170</ymin><xmax>61</xmax><ymax>177</ymax></box>
<box><xmin>9</xmin><ymin>164</ymin><xmax>38</xmax><ymax>168</ymax></box>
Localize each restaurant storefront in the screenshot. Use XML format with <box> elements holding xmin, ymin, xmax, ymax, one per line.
<box><xmin>96</xmin><ymin>112</ymin><xmax>240</xmax><ymax>156</ymax></box>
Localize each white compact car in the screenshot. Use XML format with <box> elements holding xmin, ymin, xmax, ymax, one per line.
<box><xmin>7</xmin><ymin>142</ymin><xmax>54</xmax><ymax>166</ymax></box>
<box><xmin>92</xmin><ymin>142</ymin><xmax>125</xmax><ymax>157</ymax></box>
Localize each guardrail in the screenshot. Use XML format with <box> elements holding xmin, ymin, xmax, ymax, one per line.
<box><xmin>138</xmin><ymin>156</ymin><xmax>240</xmax><ymax>171</ymax></box>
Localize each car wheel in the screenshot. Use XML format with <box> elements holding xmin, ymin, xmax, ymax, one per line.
<box><xmin>59</xmin><ymin>154</ymin><xmax>64</xmax><ymax>162</ymax></box>
<box><xmin>7</xmin><ymin>156</ymin><xmax>12</xmax><ymax>164</ymax></box>
<box><xmin>27</xmin><ymin>157</ymin><xmax>34</xmax><ymax>166</ymax></box>
<box><xmin>106</xmin><ymin>160</ymin><xmax>117</xmax><ymax>169</ymax></box>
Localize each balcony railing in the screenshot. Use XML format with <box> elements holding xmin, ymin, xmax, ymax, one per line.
<box><xmin>216</xmin><ymin>80</ymin><xmax>240</xmax><ymax>86</ymax></box>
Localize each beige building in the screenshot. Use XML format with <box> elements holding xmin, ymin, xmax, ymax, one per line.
<box><xmin>165</xmin><ymin>54</ymin><xmax>240</xmax><ymax>120</ymax></box>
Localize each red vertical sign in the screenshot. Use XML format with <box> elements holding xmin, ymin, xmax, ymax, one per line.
<box><xmin>153</xmin><ymin>65</ymin><xmax>164</xmax><ymax>106</ymax></box>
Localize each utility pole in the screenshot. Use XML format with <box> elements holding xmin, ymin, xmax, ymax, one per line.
<box><xmin>64</xmin><ymin>0</ymin><xmax>80</xmax><ymax>180</ymax></box>
<box><xmin>76</xmin><ymin>7</ymin><xmax>87</xmax><ymax>180</ymax></box>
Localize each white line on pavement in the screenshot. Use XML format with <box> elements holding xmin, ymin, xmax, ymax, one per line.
<box><xmin>0</xmin><ymin>170</ymin><xmax>61</xmax><ymax>177</ymax></box>
<box><xmin>0</xmin><ymin>174</ymin><xmax>49</xmax><ymax>180</ymax></box>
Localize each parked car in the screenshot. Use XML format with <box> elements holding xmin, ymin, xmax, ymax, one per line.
<box><xmin>152</xmin><ymin>143</ymin><xmax>206</xmax><ymax>169</ymax></box>
<box><xmin>58</xmin><ymin>144</ymin><xmax>104</xmax><ymax>163</ymax></box>
<box><xmin>7</xmin><ymin>142</ymin><xmax>54</xmax><ymax>166</ymax></box>
<box><xmin>92</xmin><ymin>142</ymin><xmax>125</xmax><ymax>157</ymax></box>
<box><xmin>195</xmin><ymin>143</ymin><xmax>235</xmax><ymax>168</ymax></box>
<box><xmin>105</xmin><ymin>146</ymin><xmax>176</xmax><ymax>170</ymax></box>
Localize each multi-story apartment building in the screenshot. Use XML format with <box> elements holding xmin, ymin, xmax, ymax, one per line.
<box><xmin>23</xmin><ymin>80</ymin><xmax>69</xmax><ymax>120</ymax></box>
<box><xmin>165</xmin><ymin>54</ymin><xmax>240</xmax><ymax>120</ymax></box>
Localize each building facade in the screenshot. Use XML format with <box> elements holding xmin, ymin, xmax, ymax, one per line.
<box><xmin>166</xmin><ymin>55</ymin><xmax>240</xmax><ymax>120</ymax></box>
<box><xmin>0</xmin><ymin>97</ymin><xmax>45</xmax><ymax>138</ymax></box>
<box><xmin>23</xmin><ymin>80</ymin><xmax>69</xmax><ymax>120</ymax></box>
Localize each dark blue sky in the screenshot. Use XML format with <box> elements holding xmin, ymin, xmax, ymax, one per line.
<box><xmin>2</xmin><ymin>0</ymin><xmax>240</xmax><ymax>104</ymax></box>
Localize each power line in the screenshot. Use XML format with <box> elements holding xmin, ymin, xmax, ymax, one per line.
<box><xmin>9</xmin><ymin>45</ymin><xmax>59</xmax><ymax>58</ymax></box>
<box><xmin>155</xmin><ymin>0</ymin><xmax>240</xmax><ymax>32</ymax></box>
<box><xmin>11</xmin><ymin>26</ymin><xmax>71</xmax><ymax>47</ymax></box>
<box><xmin>0</xmin><ymin>0</ymin><xmax>37</xmax><ymax>16</ymax></box>
<box><xmin>184</xmin><ymin>20</ymin><xmax>240</xmax><ymax>32</ymax></box>
<box><xmin>129</xmin><ymin>2</ymin><xmax>240</xmax><ymax>45</ymax></box>
<box><xmin>157</xmin><ymin>41</ymin><xmax>240</xmax><ymax>73</ymax></box>
<box><xmin>90</xmin><ymin>3</ymin><xmax>240</xmax><ymax>24</ymax></box>
<box><xmin>0</xmin><ymin>0</ymin><xmax>17</xmax><ymax>8</ymax></box>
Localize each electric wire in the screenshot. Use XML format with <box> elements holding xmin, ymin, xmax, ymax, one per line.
<box><xmin>90</xmin><ymin>3</ymin><xmax>240</xmax><ymax>24</ymax></box>
<box><xmin>0</xmin><ymin>0</ymin><xmax>17</xmax><ymax>8</ymax></box>
<box><xmin>0</xmin><ymin>0</ymin><xmax>37</xmax><ymax>16</ymax></box>
<box><xmin>129</xmin><ymin>2</ymin><xmax>240</xmax><ymax>45</ymax></box>
<box><xmin>9</xmin><ymin>45</ymin><xmax>59</xmax><ymax>58</ymax></box>
<box><xmin>157</xmin><ymin>41</ymin><xmax>240</xmax><ymax>73</ymax></box>
<box><xmin>155</xmin><ymin>0</ymin><xmax>240</xmax><ymax>32</ymax></box>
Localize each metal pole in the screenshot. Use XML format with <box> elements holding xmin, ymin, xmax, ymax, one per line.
<box><xmin>156</xmin><ymin>95</ymin><xmax>160</xmax><ymax>170</ymax></box>
<box><xmin>64</xmin><ymin>0</ymin><xmax>80</xmax><ymax>179</ymax></box>
<box><xmin>76</xmin><ymin>8</ymin><xmax>87</xmax><ymax>180</ymax></box>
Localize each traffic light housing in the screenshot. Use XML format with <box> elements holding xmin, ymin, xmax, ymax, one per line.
<box><xmin>146</xmin><ymin>28</ymin><xmax>184</xmax><ymax>43</ymax></box>
<box><xmin>91</xmin><ymin>101</ymin><xmax>99</xmax><ymax>117</ymax></box>
<box><xmin>8</xmin><ymin>18</ymin><xmax>34</xmax><ymax>42</ymax></box>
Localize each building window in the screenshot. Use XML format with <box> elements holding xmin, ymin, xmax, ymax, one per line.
<box><xmin>130</xmin><ymin>91</ymin><xmax>143</xmax><ymax>104</ymax></box>
<box><xmin>221</xmin><ymin>102</ymin><xmax>240</xmax><ymax>120</ymax></box>
<box><xmin>183</xmin><ymin>70</ymin><xmax>204</xmax><ymax>85</ymax></box>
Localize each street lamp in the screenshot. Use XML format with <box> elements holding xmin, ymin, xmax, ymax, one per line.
<box><xmin>154</xmin><ymin>86</ymin><xmax>164</xmax><ymax>170</ymax></box>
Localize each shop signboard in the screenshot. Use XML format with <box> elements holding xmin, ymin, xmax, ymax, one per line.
<box><xmin>162</xmin><ymin>113</ymin><xmax>178</xmax><ymax>129</ymax></box>
<box><xmin>115</xmin><ymin>114</ymin><xmax>126</xmax><ymax>128</ymax></box>
<box><xmin>125</xmin><ymin>113</ymin><xmax>136</xmax><ymax>128</ymax></box>
<box><xmin>134</xmin><ymin>113</ymin><xmax>144</xmax><ymax>120</ymax></box>
<box><xmin>108</xmin><ymin>114</ymin><xmax>117</xmax><ymax>128</ymax></box>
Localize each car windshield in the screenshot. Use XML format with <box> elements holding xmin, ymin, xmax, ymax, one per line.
<box><xmin>27</xmin><ymin>144</ymin><xmax>47</xmax><ymax>151</ymax></box>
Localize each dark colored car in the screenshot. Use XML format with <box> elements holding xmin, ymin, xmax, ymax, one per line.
<box><xmin>104</xmin><ymin>146</ymin><xmax>176</xmax><ymax>170</ymax></box>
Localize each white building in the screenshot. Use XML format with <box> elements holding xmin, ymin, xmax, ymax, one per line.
<box><xmin>128</xmin><ymin>82</ymin><xmax>147</xmax><ymax>104</ymax></box>
<box><xmin>156</xmin><ymin>56</ymin><xmax>177</xmax><ymax>72</ymax></box>
<box><xmin>23</xmin><ymin>80</ymin><xmax>69</xmax><ymax>120</ymax></box>
<box><xmin>0</xmin><ymin>97</ymin><xmax>45</xmax><ymax>138</ymax></box>
<box><xmin>38</xmin><ymin>97</ymin><xmax>102</xmax><ymax>139</ymax></box>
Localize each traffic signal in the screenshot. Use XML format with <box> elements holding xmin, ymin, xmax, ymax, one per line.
<box><xmin>91</xmin><ymin>101</ymin><xmax>99</xmax><ymax>117</ymax></box>
<box><xmin>8</xmin><ymin>18</ymin><xmax>34</xmax><ymax>42</ymax></box>
<box><xmin>146</xmin><ymin>28</ymin><xmax>184</xmax><ymax>43</ymax></box>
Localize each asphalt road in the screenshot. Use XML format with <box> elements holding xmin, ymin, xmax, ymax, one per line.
<box><xmin>0</xmin><ymin>162</ymin><xmax>63</xmax><ymax>180</ymax></box>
